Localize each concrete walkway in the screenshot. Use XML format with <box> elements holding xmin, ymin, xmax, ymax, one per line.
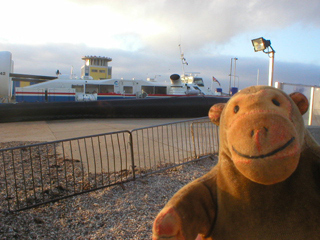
<box><xmin>0</xmin><ymin>118</ymin><xmax>193</xmax><ymax>142</ymax></box>
<box><xmin>1</xmin><ymin>118</ymin><xmax>319</xmax><ymax>144</ymax></box>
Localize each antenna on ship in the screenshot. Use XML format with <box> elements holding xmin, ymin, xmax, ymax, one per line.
<box><xmin>179</xmin><ymin>44</ymin><xmax>188</xmax><ymax>75</ymax></box>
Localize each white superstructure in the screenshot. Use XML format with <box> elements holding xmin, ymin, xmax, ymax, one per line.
<box><xmin>0</xmin><ymin>51</ymin><xmax>13</xmax><ymax>101</ymax></box>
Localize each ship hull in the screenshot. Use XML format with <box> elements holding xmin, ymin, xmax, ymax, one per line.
<box><xmin>0</xmin><ymin>96</ymin><xmax>229</xmax><ymax>122</ymax></box>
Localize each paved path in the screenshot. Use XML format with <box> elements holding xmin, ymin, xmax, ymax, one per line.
<box><xmin>0</xmin><ymin>118</ymin><xmax>193</xmax><ymax>142</ymax></box>
<box><xmin>1</xmin><ymin>118</ymin><xmax>319</xmax><ymax>144</ymax></box>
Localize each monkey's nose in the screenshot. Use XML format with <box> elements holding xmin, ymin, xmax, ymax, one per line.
<box><xmin>250</xmin><ymin>127</ymin><xmax>269</xmax><ymax>138</ymax></box>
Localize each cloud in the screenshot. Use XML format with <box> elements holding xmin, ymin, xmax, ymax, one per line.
<box><xmin>3</xmin><ymin>0</ymin><xmax>320</xmax><ymax>60</ymax></box>
<box><xmin>2</xmin><ymin>42</ymin><xmax>319</xmax><ymax>95</ymax></box>
<box><xmin>275</xmin><ymin>61</ymin><xmax>320</xmax><ymax>85</ymax></box>
<box><xmin>1</xmin><ymin>0</ymin><xmax>320</xmax><ymax>95</ymax></box>
<box><xmin>68</xmin><ymin>0</ymin><xmax>320</xmax><ymax>54</ymax></box>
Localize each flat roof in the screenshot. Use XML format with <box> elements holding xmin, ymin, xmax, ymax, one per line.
<box><xmin>81</xmin><ymin>55</ymin><xmax>112</xmax><ymax>61</ymax></box>
<box><xmin>10</xmin><ymin>73</ymin><xmax>57</xmax><ymax>82</ymax></box>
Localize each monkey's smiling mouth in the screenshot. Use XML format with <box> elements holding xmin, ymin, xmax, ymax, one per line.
<box><xmin>232</xmin><ymin>137</ymin><xmax>295</xmax><ymax>159</ymax></box>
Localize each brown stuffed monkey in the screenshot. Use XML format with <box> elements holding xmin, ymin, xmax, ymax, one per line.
<box><xmin>153</xmin><ymin>85</ymin><xmax>320</xmax><ymax>240</ymax></box>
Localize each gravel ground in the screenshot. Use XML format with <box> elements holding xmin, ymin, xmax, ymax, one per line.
<box><xmin>0</xmin><ymin>141</ymin><xmax>217</xmax><ymax>240</ymax></box>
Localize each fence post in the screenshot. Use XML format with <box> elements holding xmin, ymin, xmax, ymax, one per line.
<box><xmin>308</xmin><ymin>86</ymin><xmax>315</xmax><ymax>126</ymax></box>
<box><xmin>190</xmin><ymin>123</ymin><xmax>197</xmax><ymax>159</ymax></box>
<box><xmin>128</xmin><ymin>132</ymin><xmax>136</xmax><ymax>180</ymax></box>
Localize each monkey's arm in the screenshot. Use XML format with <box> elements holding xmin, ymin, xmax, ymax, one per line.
<box><xmin>152</xmin><ymin>168</ymin><xmax>217</xmax><ymax>240</ymax></box>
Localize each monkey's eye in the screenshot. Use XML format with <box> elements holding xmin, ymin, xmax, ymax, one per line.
<box><xmin>272</xmin><ymin>99</ymin><xmax>280</xmax><ymax>106</ymax></box>
<box><xmin>234</xmin><ymin>105</ymin><xmax>240</xmax><ymax>113</ymax></box>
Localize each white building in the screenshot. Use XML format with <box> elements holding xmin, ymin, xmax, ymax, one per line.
<box><xmin>0</xmin><ymin>51</ymin><xmax>13</xmax><ymax>100</ymax></box>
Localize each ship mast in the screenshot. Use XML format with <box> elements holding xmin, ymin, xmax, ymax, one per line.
<box><xmin>179</xmin><ymin>44</ymin><xmax>188</xmax><ymax>76</ymax></box>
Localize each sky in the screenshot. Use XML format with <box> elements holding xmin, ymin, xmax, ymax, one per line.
<box><xmin>1</xmin><ymin>0</ymin><xmax>320</xmax><ymax>92</ymax></box>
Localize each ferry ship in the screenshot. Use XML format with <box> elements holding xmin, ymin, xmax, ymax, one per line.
<box><xmin>0</xmin><ymin>52</ymin><xmax>232</xmax><ymax>122</ymax></box>
<box><xmin>0</xmin><ymin>52</ymin><xmax>233</xmax><ymax>103</ymax></box>
<box><xmin>14</xmin><ymin>72</ymin><xmax>222</xmax><ymax>102</ymax></box>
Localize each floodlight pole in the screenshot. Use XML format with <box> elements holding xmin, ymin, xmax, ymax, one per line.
<box><xmin>251</xmin><ymin>37</ymin><xmax>275</xmax><ymax>87</ymax></box>
<box><xmin>268</xmin><ymin>49</ymin><xmax>275</xmax><ymax>87</ymax></box>
<box><xmin>229</xmin><ymin>58</ymin><xmax>232</xmax><ymax>94</ymax></box>
<box><xmin>233</xmin><ymin>58</ymin><xmax>238</xmax><ymax>87</ymax></box>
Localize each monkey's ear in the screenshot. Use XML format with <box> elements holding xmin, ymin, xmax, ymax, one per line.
<box><xmin>289</xmin><ymin>92</ymin><xmax>309</xmax><ymax>115</ymax></box>
<box><xmin>208</xmin><ymin>103</ymin><xmax>226</xmax><ymax>126</ymax></box>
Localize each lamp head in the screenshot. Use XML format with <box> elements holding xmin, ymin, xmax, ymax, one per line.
<box><xmin>251</xmin><ymin>37</ymin><xmax>271</xmax><ymax>52</ymax></box>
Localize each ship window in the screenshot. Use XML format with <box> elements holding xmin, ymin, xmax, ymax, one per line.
<box><xmin>85</xmin><ymin>84</ymin><xmax>99</xmax><ymax>94</ymax></box>
<box><xmin>91</xmin><ymin>69</ymin><xmax>98</xmax><ymax>72</ymax></box>
<box><xmin>123</xmin><ymin>86</ymin><xmax>133</xmax><ymax>94</ymax></box>
<box><xmin>99</xmin><ymin>70</ymin><xmax>106</xmax><ymax>73</ymax></box>
<box><xmin>71</xmin><ymin>84</ymin><xmax>84</xmax><ymax>93</ymax></box>
<box><xmin>99</xmin><ymin>85</ymin><xmax>114</xmax><ymax>93</ymax></box>
<box><xmin>155</xmin><ymin>86</ymin><xmax>167</xmax><ymax>94</ymax></box>
<box><xmin>194</xmin><ymin>78</ymin><xmax>204</xmax><ymax>86</ymax></box>
<box><xmin>142</xmin><ymin>86</ymin><xmax>154</xmax><ymax>94</ymax></box>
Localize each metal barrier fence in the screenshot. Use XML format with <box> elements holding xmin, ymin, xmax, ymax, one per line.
<box><xmin>131</xmin><ymin>118</ymin><xmax>219</xmax><ymax>177</ymax></box>
<box><xmin>275</xmin><ymin>82</ymin><xmax>320</xmax><ymax>126</ymax></box>
<box><xmin>0</xmin><ymin>117</ymin><xmax>219</xmax><ymax>212</ymax></box>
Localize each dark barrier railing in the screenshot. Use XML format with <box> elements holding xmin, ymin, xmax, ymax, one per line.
<box><xmin>132</xmin><ymin>118</ymin><xmax>219</xmax><ymax>177</ymax></box>
<box><xmin>0</xmin><ymin>117</ymin><xmax>218</xmax><ymax>211</ymax></box>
